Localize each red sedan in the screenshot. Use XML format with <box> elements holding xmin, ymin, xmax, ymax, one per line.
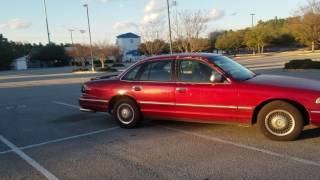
<box><xmin>79</xmin><ymin>53</ymin><xmax>320</xmax><ymax>141</ymax></box>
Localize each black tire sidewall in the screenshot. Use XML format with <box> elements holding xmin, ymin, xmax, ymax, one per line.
<box><xmin>257</xmin><ymin>101</ymin><xmax>304</xmax><ymax>141</ymax></box>
<box><xmin>114</xmin><ymin>98</ymin><xmax>141</xmax><ymax>128</ymax></box>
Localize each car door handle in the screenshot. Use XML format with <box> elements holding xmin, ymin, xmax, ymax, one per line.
<box><xmin>176</xmin><ymin>87</ymin><xmax>188</xmax><ymax>92</ymax></box>
<box><xmin>132</xmin><ymin>86</ymin><xmax>142</xmax><ymax>91</ymax></box>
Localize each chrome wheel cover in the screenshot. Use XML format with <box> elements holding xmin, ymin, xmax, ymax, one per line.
<box><xmin>117</xmin><ymin>103</ymin><xmax>134</xmax><ymax>125</ymax></box>
<box><xmin>265</xmin><ymin>110</ymin><xmax>295</xmax><ymax>137</ymax></box>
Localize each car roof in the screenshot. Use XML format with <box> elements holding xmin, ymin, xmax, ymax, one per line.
<box><xmin>142</xmin><ymin>53</ymin><xmax>222</xmax><ymax>62</ymax></box>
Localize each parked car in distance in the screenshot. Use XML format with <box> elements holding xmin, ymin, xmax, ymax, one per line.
<box><xmin>79</xmin><ymin>53</ymin><xmax>320</xmax><ymax>141</ymax></box>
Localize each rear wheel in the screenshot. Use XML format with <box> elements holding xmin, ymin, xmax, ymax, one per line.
<box><xmin>113</xmin><ymin>98</ymin><xmax>141</xmax><ymax>128</ymax></box>
<box><xmin>257</xmin><ymin>101</ymin><xmax>304</xmax><ymax>141</ymax></box>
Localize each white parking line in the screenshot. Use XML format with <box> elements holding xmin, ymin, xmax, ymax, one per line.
<box><xmin>0</xmin><ymin>135</ymin><xmax>60</xmax><ymax>180</ymax></box>
<box><xmin>21</xmin><ymin>127</ymin><xmax>119</xmax><ymax>150</ymax></box>
<box><xmin>52</xmin><ymin>101</ymin><xmax>79</xmax><ymax>109</ymax></box>
<box><xmin>162</xmin><ymin>126</ymin><xmax>320</xmax><ymax>167</ymax></box>
<box><xmin>0</xmin><ymin>100</ymin><xmax>118</xmax><ymax>155</ymax></box>
<box><xmin>52</xmin><ymin>100</ymin><xmax>320</xmax><ymax>167</ymax></box>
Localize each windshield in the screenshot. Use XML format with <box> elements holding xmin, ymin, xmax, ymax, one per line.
<box><xmin>209</xmin><ymin>55</ymin><xmax>256</xmax><ymax>81</ymax></box>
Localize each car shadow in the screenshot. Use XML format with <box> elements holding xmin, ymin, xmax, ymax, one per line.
<box><xmin>298</xmin><ymin>127</ymin><xmax>320</xmax><ymax>140</ymax></box>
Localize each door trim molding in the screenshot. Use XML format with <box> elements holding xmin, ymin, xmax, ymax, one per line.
<box><xmin>138</xmin><ymin>101</ymin><xmax>253</xmax><ymax>110</ymax></box>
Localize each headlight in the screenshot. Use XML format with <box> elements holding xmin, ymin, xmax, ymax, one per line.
<box><xmin>316</xmin><ymin>97</ymin><xmax>320</xmax><ymax>104</ymax></box>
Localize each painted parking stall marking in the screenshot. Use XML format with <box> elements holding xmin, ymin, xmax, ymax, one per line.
<box><xmin>0</xmin><ymin>135</ymin><xmax>59</xmax><ymax>180</ymax></box>
<box><xmin>161</xmin><ymin>126</ymin><xmax>320</xmax><ymax>167</ymax></box>
<box><xmin>53</xmin><ymin>100</ymin><xmax>320</xmax><ymax>168</ymax></box>
<box><xmin>0</xmin><ymin>127</ymin><xmax>119</xmax><ymax>155</ymax></box>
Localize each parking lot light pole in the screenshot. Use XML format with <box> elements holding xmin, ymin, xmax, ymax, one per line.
<box><xmin>68</xmin><ymin>29</ymin><xmax>75</xmax><ymax>45</ymax></box>
<box><xmin>166</xmin><ymin>0</ymin><xmax>173</xmax><ymax>54</ymax></box>
<box><xmin>83</xmin><ymin>4</ymin><xmax>95</xmax><ymax>72</ymax></box>
<box><xmin>250</xmin><ymin>13</ymin><xmax>256</xmax><ymax>28</ymax></box>
<box><xmin>43</xmin><ymin>0</ymin><xmax>51</xmax><ymax>44</ymax></box>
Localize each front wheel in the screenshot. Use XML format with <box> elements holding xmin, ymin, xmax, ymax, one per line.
<box><xmin>257</xmin><ymin>101</ymin><xmax>304</xmax><ymax>141</ymax></box>
<box><xmin>113</xmin><ymin>98</ymin><xmax>141</xmax><ymax>128</ymax></box>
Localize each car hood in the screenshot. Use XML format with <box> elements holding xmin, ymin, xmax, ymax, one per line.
<box><xmin>246</xmin><ymin>74</ymin><xmax>320</xmax><ymax>91</ymax></box>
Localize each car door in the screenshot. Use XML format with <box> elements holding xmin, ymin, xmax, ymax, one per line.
<box><xmin>174</xmin><ymin>58</ymin><xmax>239</xmax><ymax>123</ymax></box>
<box><xmin>122</xmin><ymin>59</ymin><xmax>176</xmax><ymax>118</ymax></box>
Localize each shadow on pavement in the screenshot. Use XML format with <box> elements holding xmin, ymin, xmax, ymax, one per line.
<box><xmin>299</xmin><ymin>127</ymin><xmax>320</xmax><ymax>140</ymax></box>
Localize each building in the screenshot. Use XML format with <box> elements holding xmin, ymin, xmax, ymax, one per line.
<box><xmin>11</xmin><ymin>56</ymin><xmax>28</xmax><ymax>70</ymax></box>
<box><xmin>116</xmin><ymin>32</ymin><xmax>141</xmax><ymax>62</ymax></box>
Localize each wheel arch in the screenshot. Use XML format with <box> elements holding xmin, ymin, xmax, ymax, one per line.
<box><xmin>252</xmin><ymin>98</ymin><xmax>310</xmax><ymax>125</ymax></box>
<box><xmin>108</xmin><ymin>95</ymin><xmax>139</xmax><ymax>113</ymax></box>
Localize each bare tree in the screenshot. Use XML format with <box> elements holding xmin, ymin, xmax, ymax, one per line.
<box><xmin>139</xmin><ymin>39</ymin><xmax>168</xmax><ymax>55</ymax></box>
<box><xmin>139</xmin><ymin>21</ymin><xmax>167</xmax><ymax>55</ymax></box>
<box><xmin>105</xmin><ymin>45</ymin><xmax>122</xmax><ymax>63</ymax></box>
<box><xmin>173</xmin><ymin>10</ymin><xmax>209</xmax><ymax>52</ymax></box>
<box><xmin>93</xmin><ymin>41</ymin><xmax>109</xmax><ymax>68</ymax></box>
<box><xmin>68</xmin><ymin>44</ymin><xmax>91</xmax><ymax>67</ymax></box>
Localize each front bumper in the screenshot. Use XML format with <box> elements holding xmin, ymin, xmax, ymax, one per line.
<box><xmin>310</xmin><ymin>110</ymin><xmax>320</xmax><ymax>126</ymax></box>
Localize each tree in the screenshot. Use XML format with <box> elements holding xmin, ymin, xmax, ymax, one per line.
<box><xmin>215</xmin><ymin>30</ymin><xmax>245</xmax><ymax>55</ymax></box>
<box><xmin>289</xmin><ymin>0</ymin><xmax>320</xmax><ymax>52</ymax></box>
<box><xmin>93</xmin><ymin>42</ymin><xmax>109</xmax><ymax>68</ymax></box>
<box><xmin>0</xmin><ymin>34</ymin><xmax>14</xmax><ymax>70</ymax></box>
<box><xmin>208</xmin><ymin>30</ymin><xmax>226</xmax><ymax>52</ymax></box>
<box><xmin>68</xmin><ymin>44</ymin><xmax>91</xmax><ymax>67</ymax></box>
<box><xmin>105</xmin><ymin>45</ymin><xmax>122</xmax><ymax>62</ymax></box>
<box><xmin>30</xmin><ymin>44</ymin><xmax>70</xmax><ymax>66</ymax></box>
<box><xmin>0</xmin><ymin>34</ymin><xmax>35</xmax><ymax>70</ymax></box>
<box><xmin>139</xmin><ymin>39</ymin><xmax>169</xmax><ymax>55</ymax></box>
<box><xmin>244</xmin><ymin>29</ymin><xmax>259</xmax><ymax>54</ymax></box>
<box><xmin>173</xmin><ymin>10</ymin><xmax>210</xmax><ymax>52</ymax></box>
<box><xmin>139</xmin><ymin>20</ymin><xmax>168</xmax><ymax>56</ymax></box>
<box><xmin>254</xmin><ymin>25</ymin><xmax>273</xmax><ymax>53</ymax></box>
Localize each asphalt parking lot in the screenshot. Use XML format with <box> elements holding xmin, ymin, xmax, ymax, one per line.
<box><xmin>1</xmin><ymin>58</ymin><xmax>320</xmax><ymax>179</ymax></box>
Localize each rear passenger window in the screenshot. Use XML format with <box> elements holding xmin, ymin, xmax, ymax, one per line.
<box><xmin>138</xmin><ymin>60</ymin><xmax>172</xmax><ymax>82</ymax></box>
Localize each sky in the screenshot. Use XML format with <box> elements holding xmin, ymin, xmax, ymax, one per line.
<box><xmin>0</xmin><ymin>0</ymin><xmax>308</xmax><ymax>44</ymax></box>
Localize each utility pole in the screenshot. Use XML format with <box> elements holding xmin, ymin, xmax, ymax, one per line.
<box><xmin>68</xmin><ymin>29</ymin><xmax>75</xmax><ymax>45</ymax></box>
<box><xmin>166</xmin><ymin>0</ymin><xmax>173</xmax><ymax>54</ymax></box>
<box><xmin>83</xmin><ymin>4</ymin><xmax>94</xmax><ymax>72</ymax></box>
<box><xmin>250</xmin><ymin>13</ymin><xmax>256</xmax><ymax>28</ymax></box>
<box><xmin>43</xmin><ymin>0</ymin><xmax>51</xmax><ymax>44</ymax></box>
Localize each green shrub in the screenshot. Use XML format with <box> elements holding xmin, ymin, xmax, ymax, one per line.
<box><xmin>285</xmin><ymin>59</ymin><xmax>320</xmax><ymax>69</ymax></box>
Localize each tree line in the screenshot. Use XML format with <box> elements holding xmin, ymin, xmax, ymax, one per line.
<box><xmin>0</xmin><ymin>34</ymin><xmax>122</xmax><ymax>70</ymax></box>
<box><xmin>139</xmin><ymin>0</ymin><xmax>320</xmax><ymax>56</ymax></box>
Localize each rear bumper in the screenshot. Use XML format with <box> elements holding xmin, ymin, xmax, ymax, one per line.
<box><xmin>79</xmin><ymin>97</ymin><xmax>109</xmax><ymax>112</ymax></box>
<box><xmin>310</xmin><ymin>110</ymin><xmax>320</xmax><ymax>126</ymax></box>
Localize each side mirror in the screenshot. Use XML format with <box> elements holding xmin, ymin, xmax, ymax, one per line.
<box><xmin>210</xmin><ymin>72</ymin><xmax>223</xmax><ymax>83</ymax></box>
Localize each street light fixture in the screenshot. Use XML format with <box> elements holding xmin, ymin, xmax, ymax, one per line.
<box><xmin>83</xmin><ymin>4</ymin><xmax>95</xmax><ymax>72</ymax></box>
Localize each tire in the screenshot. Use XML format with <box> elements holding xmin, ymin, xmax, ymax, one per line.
<box><xmin>257</xmin><ymin>100</ymin><xmax>304</xmax><ymax>141</ymax></box>
<box><xmin>113</xmin><ymin>98</ymin><xmax>141</xmax><ymax>128</ymax></box>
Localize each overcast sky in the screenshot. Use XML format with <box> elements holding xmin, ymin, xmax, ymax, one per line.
<box><xmin>0</xmin><ymin>0</ymin><xmax>308</xmax><ymax>44</ymax></box>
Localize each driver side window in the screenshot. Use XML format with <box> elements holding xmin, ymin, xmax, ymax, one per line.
<box><xmin>178</xmin><ymin>60</ymin><xmax>223</xmax><ymax>83</ymax></box>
